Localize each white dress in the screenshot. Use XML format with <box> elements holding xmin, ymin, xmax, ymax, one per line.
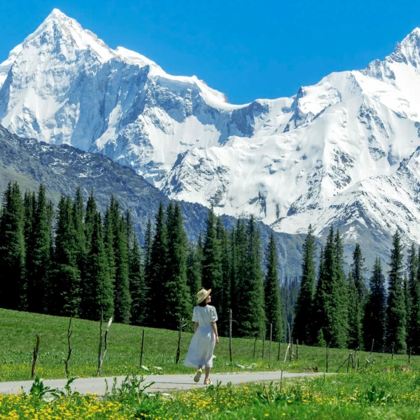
<box><xmin>184</xmin><ymin>305</ymin><xmax>218</xmax><ymax>369</ymax></box>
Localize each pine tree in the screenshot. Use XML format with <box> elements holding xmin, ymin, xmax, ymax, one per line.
<box><xmin>49</xmin><ymin>196</ymin><xmax>81</xmax><ymax>316</ymax></box>
<box><xmin>72</xmin><ymin>188</ymin><xmax>86</xmax><ymax>274</ymax></box>
<box><xmin>312</xmin><ymin>228</ymin><xmax>348</xmax><ymax>348</ymax></box>
<box><xmin>201</xmin><ymin>208</ymin><xmax>222</xmax><ymax>301</ymax></box>
<box><xmin>386</xmin><ymin>231</ymin><xmax>407</xmax><ymax>353</ymax></box>
<box><xmin>282</xmin><ymin>276</ymin><xmax>300</xmax><ymax>343</ymax></box>
<box><xmin>352</xmin><ymin>244</ymin><xmax>367</xmax><ymax>300</ymax></box>
<box><xmin>163</xmin><ymin>203</ymin><xmax>192</xmax><ymax>329</ymax></box>
<box><xmin>311</xmin><ymin>247</ymin><xmax>324</xmax><ymax>344</ymax></box>
<box><xmin>23</xmin><ymin>191</ymin><xmax>36</xmax><ymax>255</ymax></box>
<box><xmin>103</xmin><ymin>207</ymin><xmax>116</xmax><ymax>296</ymax></box>
<box><xmin>80</xmin><ymin>191</ymin><xmax>101</xmax><ymax>317</ymax></box>
<box><xmin>348</xmin><ymin>243</ymin><xmax>366</xmax><ymax>349</ymax></box>
<box><xmin>22</xmin><ymin>191</ymin><xmax>36</xmax><ymax>310</ymax></box>
<box><xmin>312</xmin><ymin>231</ymin><xmax>335</xmax><ymax>346</ymax></box>
<box><xmin>84</xmin><ymin>191</ymin><xmax>97</xmax><ymax>245</ymax></box>
<box><xmin>236</xmin><ymin>217</ymin><xmax>265</xmax><ymax>338</ymax></box>
<box><xmin>129</xmin><ymin>235</ymin><xmax>146</xmax><ymax>325</ymax></box>
<box><xmin>228</xmin><ymin>227</ymin><xmax>239</xmax><ymax>323</ymax></box>
<box><xmin>216</xmin><ymin>218</ymin><xmax>232</xmax><ymax>335</ymax></box>
<box><xmin>405</xmin><ymin>244</ymin><xmax>416</xmax><ymax>336</ymax></box>
<box><xmin>333</xmin><ymin>231</ymin><xmax>349</xmax><ymax>347</ymax></box>
<box><xmin>141</xmin><ymin>218</ymin><xmax>153</xmax><ymax>322</ymax></box>
<box><xmin>264</xmin><ymin>234</ymin><xmax>282</xmax><ymax>341</ymax></box>
<box><xmin>111</xmin><ymin>203</ymin><xmax>131</xmax><ymax>324</ymax></box>
<box><xmin>407</xmin><ymin>245</ymin><xmax>420</xmax><ymax>353</ymax></box>
<box><xmin>403</xmin><ymin>275</ymin><xmax>410</xmax><ymax>337</ymax></box>
<box><xmin>230</xmin><ymin>220</ymin><xmax>248</xmax><ymax>334</ymax></box>
<box><xmin>143</xmin><ymin>219</ymin><xmax>153</xmax><ymax>271</ymax></box>
<box><xmin>293</xmin><ymin>225</ymin><xmax>316</xmax><ymax>344</ymax></box>
<box><xmin>80</xmin><ymin>212</ymin><xmax>113</xmax><ymax>320</ymax></box>
<box><xmin>363</xmin><ymin>258</ymin><xmax>386</xmax><ymax>352</ymax></box>
<box><xmin>347</xmin><ymin>272</ymin><xmax>363</xmax><ymax>349</ymax></box>
<box><xmin>186</xmin><ymin>242</ymin><xmax>202</xmax><ymax>304</ymax></box>
<box><xmin>0</xmin><ymin>182</ymin><xmax>26</xmax><ymax>309</ymax></box>
<box><xmin>146</xmin><ymin>203</ymin><xmax>168</xmax><ymax>326</ymax></box>
<box><xmin>27</xmin><ymin>185</ymin><xmax>52</xmax><ymax>313</ymax></box>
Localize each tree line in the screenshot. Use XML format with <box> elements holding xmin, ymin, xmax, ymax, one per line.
<box><xmin>0</xmin><ymin>182</ymin><xmax>282</xmax><ymax>339</ymax></box>
<box><xmin>293</xmin><ymin>226</ymin><xmax>420</xmax><ymax>354</ymax></box>
<box><xmin>1</xmin><ymin>182</ymin><xmax>418</xmax><ymax>353</ymax></box>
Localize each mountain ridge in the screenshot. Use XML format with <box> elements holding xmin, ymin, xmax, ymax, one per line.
<box><xmin>0</xmin><ymin>9</ymin><xmax>418</xmax><ymax>252</ymax></box>
<box><xmin>0</xmin><ymin>124</ymin><xmax>304</xmax><ymax>278</ymax></box>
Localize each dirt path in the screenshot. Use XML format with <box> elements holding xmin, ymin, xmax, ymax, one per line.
<box><xmin>0</xmin><ymin>371</ymin><xmax>325</xmax><ymax>395</ymax></box>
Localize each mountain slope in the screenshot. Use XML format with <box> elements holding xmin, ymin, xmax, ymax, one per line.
<box><xmin>0</xmin><ymin>9</ymin><xmax>418</xmax><ymax>249</ymax></box>
<box><xmin>0</xmin><ymin>125</ymin><xmax>303</xmax><ymax>278</ymax></box>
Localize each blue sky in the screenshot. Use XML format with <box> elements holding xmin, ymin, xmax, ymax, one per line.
<box><xmin>0</xmin><ymin>0</ymin><xmax>419</xmax><ymax>103</ymax></box>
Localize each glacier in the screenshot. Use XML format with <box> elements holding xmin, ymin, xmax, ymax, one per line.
<box><xmin>0</xmin><ymin>8</ymin><xmax>418</xmax><ymax>250</ymax></box>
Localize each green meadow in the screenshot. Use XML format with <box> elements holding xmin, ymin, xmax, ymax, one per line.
<box><xmin>0</xmin><ymin>308</ymin><xmax>418</xmax><ymax>381</ymax></box>
<box><xmin>0</xmin><ymin>309</ymin><xmax>419</xmax><ymax>419</ymax></box>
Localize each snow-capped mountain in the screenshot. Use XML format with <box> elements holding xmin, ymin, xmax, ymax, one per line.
<box><xmin>0</xmin><ymin>9</ymin><xmax>418</xmax><ymax>250</ymax></box>
<box><xmin>0</xmin><ymin>124</ymin><xmax>304</xmax><ymax>278</ymax></box>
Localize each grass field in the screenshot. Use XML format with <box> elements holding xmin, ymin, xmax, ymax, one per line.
<box><xmin>1</xmin><ymin>308</ymin><xmax>419</xmax><ymax>419</ymax></box>
<box><xmin>0</xmin><ymin>308</ymin><xmax>418</xmax><ymax>381</ymax></box>
<box><xmin>0</xmin><ymin>369</ymin><xmax>418</xmax><ymax>419</ymax></box>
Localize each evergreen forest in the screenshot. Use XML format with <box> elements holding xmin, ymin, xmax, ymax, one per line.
<box><xmin>0</xmin><ymin>182</ymin><xmax>418</xmax><ymax>353</ymax></box>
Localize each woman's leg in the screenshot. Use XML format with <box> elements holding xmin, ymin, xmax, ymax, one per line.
<box><xmin>194</xmin><ymin>366</ymin><xmax>202</xmax><ymax>382</ymax></box>
<box><xmin>204</xmin><ymin>366</ymin><xmax>211</xmax><ymax>384</ymax></box>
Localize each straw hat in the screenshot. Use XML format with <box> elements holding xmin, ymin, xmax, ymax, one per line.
<box><xmin>196</xmin><ymin>288</ymin><xmax>211</xmax><ymax>304</ymax></box>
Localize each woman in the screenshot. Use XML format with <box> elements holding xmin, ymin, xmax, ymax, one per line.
<box><xmin>184</xmin><ymin>288</ymin><xmax>219</xmax><ymax>385</ymax></box>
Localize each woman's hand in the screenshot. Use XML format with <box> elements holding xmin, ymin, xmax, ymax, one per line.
<box><xmin>216</xmin><ymin>335</ymin><xmax>220</xmax><ymax>344</ymax></box>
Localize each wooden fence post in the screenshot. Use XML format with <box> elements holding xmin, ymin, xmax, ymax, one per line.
<box><xmin>64</xmin><ymin>317</ymin><xmax>73</xmax><ymax>378</ymax></box>
<box><xmin>229</xmin><ymin>309</ymin><xmax>233</xmax><ymax>365</ymax></box>
<box><xmin>96</xmin><ymin>313</ymin><xmax>103</xmax><ymax>376</ymax></box>
<box><xmin>175</xmin><ymin>318</ymin><xmax>184</xmax><ymax>364</ymax></box>
<box><xmin>283</xmin><ymin>342</ymin><xmax>290</xmax><ymax>363</ymax></box>
<box><xmin>96</xmin><ymin>316</ymin><xmax>113</xmax><ymax>376</ymax></box>
<box><xmin>31</xmin><ymin>334</ymin><xmax>40</xmax><ymax>379</ymax></box>
<box><xmin>268</xmin><ymin>323</ymin><xmax>273</xmax><ymax>367</ymax></box>
<box><xmin>325</xmin><ymin>344</ymin><xmax>329</xmax><ymax>373</ymax></box>
<box><xmin>334</xmin><ymin>353</ymin><xmax>349</xmax><ymax>373</ymax></box>
<box><xmin>283</xmin><ymin>322</ymin><xmax>292</xmax><ymax>363</ymax></box>
<box><xmin>261</xmin><ymin>333</ymin><xmax>265</xmax><ymax>359</ymax></box>
<box><xmin>140</xmin><ymin>329</ymin><xmax>145</xmax><ymax>368</ymax></box>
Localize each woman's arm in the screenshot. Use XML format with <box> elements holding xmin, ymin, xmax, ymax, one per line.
<box><xmin>211</xmin><ymin>322</ymin><xmax>219</xmax><ymax>343</ymax></box>
<box><xmin>194</xmin><ymin>322</ymin><xmax>199</xmax><ymax>332</ymax></box>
